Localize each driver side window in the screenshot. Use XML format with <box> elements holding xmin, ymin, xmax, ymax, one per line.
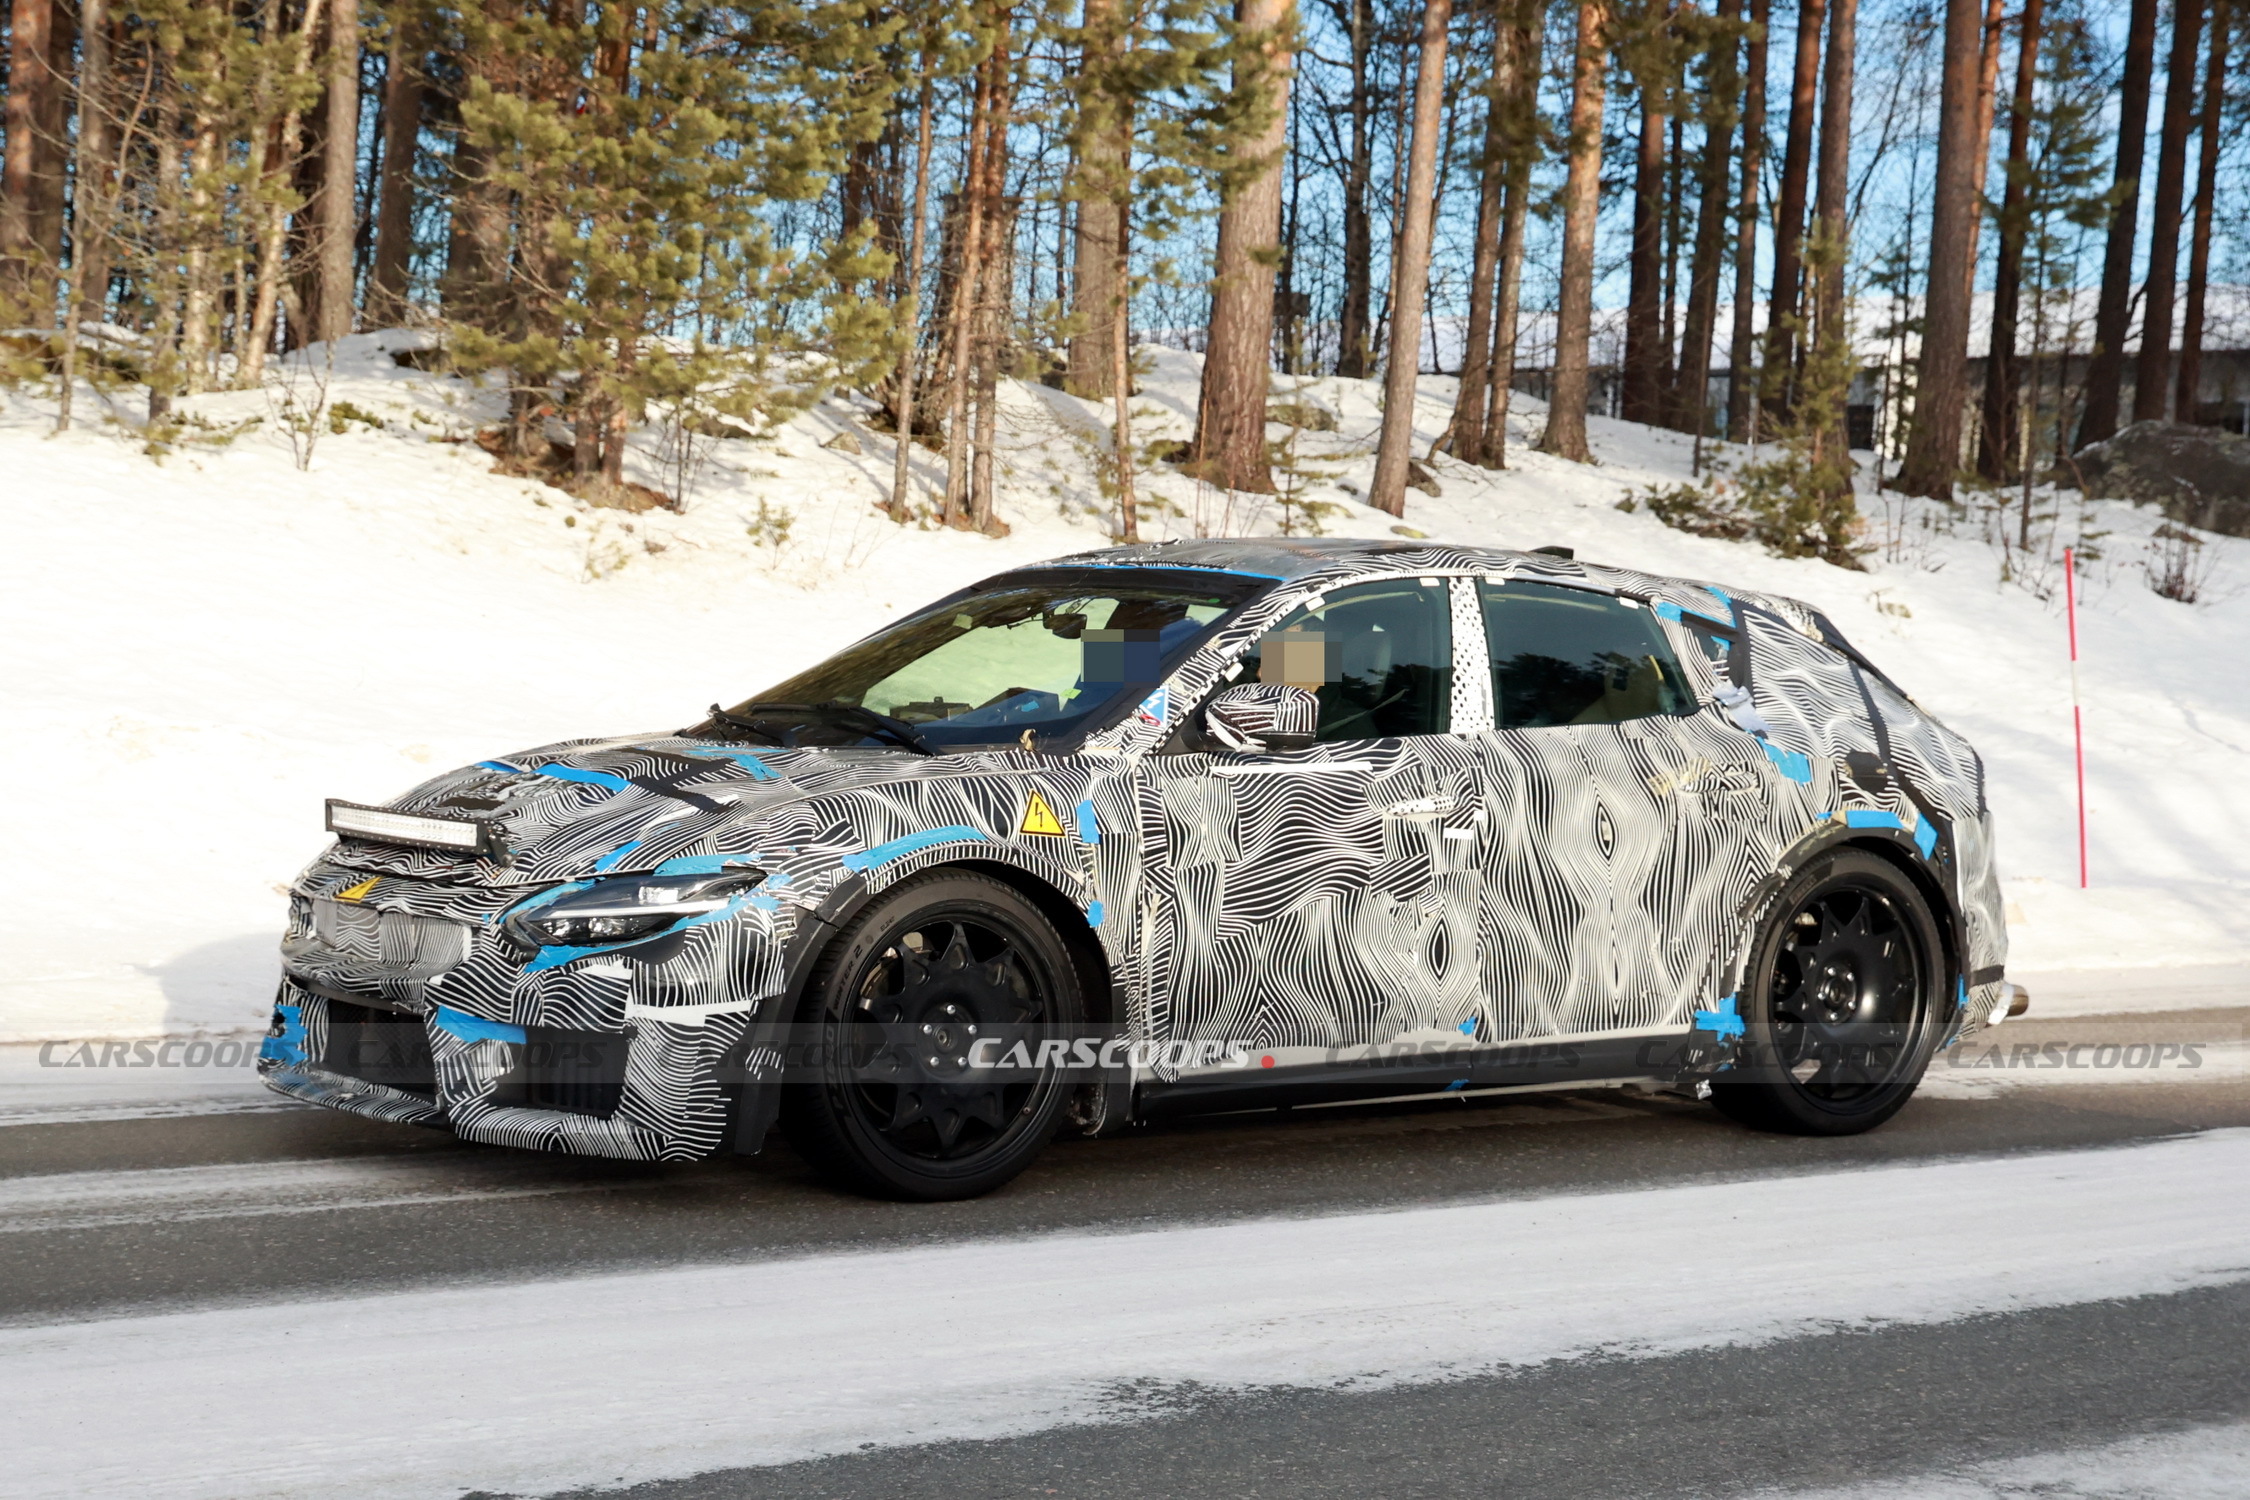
<box><xmin>1236</xmin><ymin>579</ymin><xmax>1453</xmax><ymax>742</ymax></box>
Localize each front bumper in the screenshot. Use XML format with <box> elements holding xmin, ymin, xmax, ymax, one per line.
<box><xmin>259</xmin><ymin>978</ymin><xmax>750</xmax><ymax>1161</ymax></box>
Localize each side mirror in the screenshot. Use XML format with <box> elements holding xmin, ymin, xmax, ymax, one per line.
<box><xmin>1202</xmin><ymin>683</ymin><xmax>1318</xmax><ymax>754</ymax></box>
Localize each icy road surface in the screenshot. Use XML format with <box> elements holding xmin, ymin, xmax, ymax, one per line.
<box><xmin>4</xmin><ymin>1074</ymin><xmax>2248</xmax><ymax>1499</ymax></box>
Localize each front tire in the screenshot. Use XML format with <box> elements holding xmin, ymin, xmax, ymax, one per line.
<box><xmin>1711</xmin><ymin>849</ymin><xmax>1946</xmax><ymax>1136</ymax></box>
<box><xmin>781</xmin><ymin>871</ymin><xmax>1083</xmax><ymax>1200</ymax></box>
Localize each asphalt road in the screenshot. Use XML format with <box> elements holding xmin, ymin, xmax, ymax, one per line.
<box><xmin>4</xmin><ymin>1006</ymin><xmax>2247</xmax><ymax>1498</ymax></box>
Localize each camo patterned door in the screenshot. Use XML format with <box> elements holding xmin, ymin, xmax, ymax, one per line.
<box><xmin>1136</xmin><ymin>578</ymin><xmax>1486</xmax><ymax>1066</ymax></box>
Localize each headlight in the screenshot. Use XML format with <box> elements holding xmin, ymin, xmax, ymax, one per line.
<box><xmin>505</xmin><ymin>871</ymin><xmax>764</xmax><ymax>949</ymax></box>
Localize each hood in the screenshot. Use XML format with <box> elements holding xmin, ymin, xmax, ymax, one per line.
<box><xmin>325</xmin><ymin>733</ymin><xmax>956</xmax><ymax>887</ymax></box>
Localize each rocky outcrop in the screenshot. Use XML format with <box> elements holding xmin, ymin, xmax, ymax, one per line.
<box><xmin>2073</xmin><ymin>421</ymin><xmax>2250</xmax><ymax>538</ymax></box>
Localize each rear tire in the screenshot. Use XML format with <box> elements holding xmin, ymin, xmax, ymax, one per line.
<box><xmin>781</xmin><ymin>871</ymin><xmax>1083</xmax><ymax>1200</ymax></box>
<box><xmin>1711</xmin><ymin>849</ymin><xmax>1946</xmax><ymax>1136</ymax></box>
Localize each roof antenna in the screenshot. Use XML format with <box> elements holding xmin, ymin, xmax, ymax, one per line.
<box><xmin>1529</xmin><ymin>545</ymin><xmax>1575</xmax><ymax>560</ymax></box>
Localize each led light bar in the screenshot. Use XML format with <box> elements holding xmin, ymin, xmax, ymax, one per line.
<box><xmin>325</xmin><ymin>799</ymin><xmax>496</xmax><ymax>856</ymax></box>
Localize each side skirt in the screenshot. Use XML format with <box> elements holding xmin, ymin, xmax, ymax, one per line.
<box><xmin>1134</xmin><ymin>1031</ymin><xmax>1696</xmax><ymax>1121</ymax></box>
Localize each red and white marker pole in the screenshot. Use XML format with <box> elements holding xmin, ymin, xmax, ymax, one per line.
<box><xmin>2064</xmin><ymin>546</ymin><xmax>2087</xmax><ymax>889</ymax></box>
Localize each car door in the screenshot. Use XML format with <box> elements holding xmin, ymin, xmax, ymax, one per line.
<box><xmin>1471</xmin><ymin>576</ymin><xmax>1774</xmax><ymax>1040</ymax></box>
<box><xmin>1135</xmin><ymin>576</ymin><xmax>1486</xmax><ymax>1074</ymax></box>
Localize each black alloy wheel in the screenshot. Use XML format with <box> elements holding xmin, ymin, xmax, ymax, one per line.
<box><xmin>1711</xmin><ymin>849</ymin><xmax>1947</xmax><ymax>1135</ymax></box>
<box><xmin>781</xmin><ymin>871</ymin><xmax>1084</xmax><ymax>1200</ymax></box>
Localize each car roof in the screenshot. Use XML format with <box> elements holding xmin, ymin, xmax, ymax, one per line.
<box><xmin>1038</xmin><ymin>537</ymin><xmax>1538</xmax><ymax>584</ymax></box>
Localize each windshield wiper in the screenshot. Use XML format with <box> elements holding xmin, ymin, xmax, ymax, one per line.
<box><xmin>701</xmin><ymin>703</ymin><xmax>788</xmax><ymax>745</ymax></box>
<box><xmin>743</xmin><ymin>700</ymin><xmax>937</xmax><ymax>756</ymax></box>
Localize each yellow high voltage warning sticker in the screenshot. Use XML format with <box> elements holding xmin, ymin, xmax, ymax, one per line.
<box><xmin>336</xmin><ymin>876</ymin><xmax>382</xmax><ymax>903</ymax></box>
<box><xmin>1019</xmin><ymin>791</ymin><xmax>1067</xmax><ymax>837</ymax></box>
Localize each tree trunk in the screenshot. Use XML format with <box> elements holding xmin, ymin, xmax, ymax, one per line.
<box><xmin>2076</xmin><ymin>0</ymin><xmax>2159</xmax><ymax>446</ymax></box>
<box><xmin>1336</xmin><ymin>0</ymin><xmax>1373</xmax><ymax>379</ymax></box>
<box><xmin>1067</xmin><ymin>0</ymin><xmax>1128</xmax><ymax>398</ymax></box>
<box><xmin>1894</xmin><ymin>0</ymin><xmax>1988</xmax><ymax>498</ymax></box>
<box><xmin>1959</xmin><ymin>0</ymin><xmax>2006</xmax><ymax>309</ymax></box>
<box><xmin>28</xmin><ymin>0</ymin><xmax>73</xmax><ymax>313</ymax></box>
<box><xmin>1110</xmin><ymin>167</ymin><xmax>1139</xmax><ymax>541</ymax></box>
<box><xmin>2132</xmin><ymin>0</ymin><xmax>2204</xmax><ymax>422</ymax></box>
<box><xmin>1369</xmin><ymin>0</ymin><xmax>1451</xmax><ymax>517</ymax></box>
<box><xmin>314</xmin><ymin>0</ymin><xmax>362</xmax><ymax>343</ymax></box>
<box><xmin>968</xmin><ymin>57</ymin><xmax>1018</xmax><ymax>536</ymax></box>
<box><xmin>2175</xmin><ymin>0</ymin><xmax>2226</xmax><ymax>423</ymax></box>
<box><xmin>1</xmin><ymin>0</ymin><xmax>58</xmax><ymax>319</ymax></box>
<box><xmin>1725</xmin><ymin>0</ymin><xmax>1768</xmax><ymax>441</ymax></box>
<box><xmin>1448</xmin><ymin>34</ymin><xmax>1510</xmax><ymax>466</ymax></box>
<box><xmin>369</xmin><ymin>6</ymin><xmax>424</xmax><ymax>327</ymax></box>
<box><xmin>1976</xmin><ymin>0</ymin><xmax>2043</xmax><ymax>480</ymax></box>
<box><xmin>1672</xmin><ymin>0</ymin><xmax>1743</xmax><ymax>439</ymax></box>
<box><xmin>1538</xmin><ymin>0</ymin><xmax>1608</xmax><ymax>463</ymax></box>
<box><xmin>888</xmin><ymin>76</ymin><xmax>937</xmax><ymax>522</ymax></box>
<box><xmin>56</xmin><ymin>0</ymin><xmax>111</xmax><ymax>434</ymax></box>
<box><xmin>181</xmin><ymin>114</ymin><xmax>221</xmax><ymax>390</ymax></box>
<box><xmin>1188</xmin><ymin>0</ymin><xmax>1294</xmax><ymax>494</ymax></box>
<box><xmin>1763</xmin><ymin>0</ymin><xmax>1825</xmax><ymax>418</ymax></box>
<box><xmin>243</xmin><ymin>0</ymin><xmax>323</xmax><ymax>385</ymax></box>
<box><xmin>942</xmin><ymin>47</ymin><xmax>1000</xmax><ymax>526</ymax></box>
<box><xmin>443</xmin><ymin>2</ymin><xmax>516</xmax><ymax>335</ymax></box>
<box><xmin>1622</xmin><ymin>95</ymin><xmax>1668</xmax><ymax>425</ymax></box>
<box><xmin>1806</xmin><ymin>0</ymin><xmax>1856</xmax><ymax>495</ymax></box>
<box><xmin>1483</xmin><ymin>0</ymin><xmax>1543</xmax><ymax>468</ymax></box>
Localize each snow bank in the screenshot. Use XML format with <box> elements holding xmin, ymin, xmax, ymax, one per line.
<box><xmin>2</xmin><ymin>334</ymin><xmax>2244</xmax><ymax>1040</ymax></box>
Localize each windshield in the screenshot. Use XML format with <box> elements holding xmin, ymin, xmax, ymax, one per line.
<box><xmin>699</xmin><ymin>571</ymin><xmax>1265</xmax><ymax>751</ymax></box>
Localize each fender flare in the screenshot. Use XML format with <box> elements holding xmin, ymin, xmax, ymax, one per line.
<box><xmin>722</xmin><ymin>851</ymin><xmax>1118</xmax><ymax>1154</ymax></box>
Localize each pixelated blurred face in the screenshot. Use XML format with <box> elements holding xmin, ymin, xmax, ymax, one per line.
<box><xmin>1260</xmin><ymin>626</ymin><xmax>1332</xmax><ymax>691</ymax></box>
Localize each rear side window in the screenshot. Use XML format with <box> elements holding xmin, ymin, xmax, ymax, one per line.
<box><xmin>1480</xmin><ymin>580</ymin><xmax>1696</xmax><ymax>729</ymax></box>
<box><xmin>1241</xmin><ymin>579</ymin><xmax>1454</xmax><ymax>741</ymax></box>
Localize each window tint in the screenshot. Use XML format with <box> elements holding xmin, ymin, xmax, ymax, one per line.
<box><xmin>1480</xmin><ymin>580</ymin><xmax>1696</xmax><ymax>729</ymax></box>
<box><xmin>1239</xmin><ymin>579</ymin><xmax>1453</xmax><ymax>741</ymax></box>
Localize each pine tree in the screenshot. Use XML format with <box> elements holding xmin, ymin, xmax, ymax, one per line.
<box><xmin>2132</xmin><ymin>0</ymin><xmax>2206</xmax><ymax>422</ymax></box>
<box><xmin>1538</xmin><ymin>0</ymin><xmax>1609</xmax><ymax>463</ymax></box>
<box><xmin>1186</xmin><ymin>0</ymin><xmax>1296</xmax><ymax>494</ymax></box>
<box><xmin>1367</xmin><ymin>0</ymin><xmax>1449</xmax><ymax>517</ymax></box>
<box><xmin>1723</xmin><ymin>0</ymin><xmax>1767</xmax><ymax>441</ymax></box>
<box><xmin>1895</xmin><ymin>0</ymin><xmax>1992</xmax><ymax>498</ymax></box>
<box><xmin>1671</xmin><ymin>0</ymin><xmax>1746</xmax><ymax>439</ymax></box>
<box><xmin>2076</xmin><ymin>0</ymin><xmax>2159</xmax><ymax>445</ymax></box>
<box><xmin>1978</xmin><ymin>0</ymin><xmax>2046</xmax><ymax>481</ymax></box>
<box><xmin>2174</xmin><ymin>0</ymin><xmax>2228</xmax><ymax>421</ymax></box>
<box><xmin>1761</xmin><ymin>0</ymin><xmax>1824</xmax><ymax>419</ymax></box>
<box><xmin>449</xmin><ymin>0</ymin><xmax>898</xmax><ymax>503</ymax></box>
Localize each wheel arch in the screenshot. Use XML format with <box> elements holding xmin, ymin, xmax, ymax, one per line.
<box><xmin>726</xmin><ymin>856</ymin><xmax>1118</xmax><ymax>1156</ymax></box>
<box><xmin>1838</xmin><ymin>834</ymin><xmax>1964</xmax><ymax>999</ymax></box>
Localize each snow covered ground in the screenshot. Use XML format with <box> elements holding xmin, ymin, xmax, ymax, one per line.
<box><xmin>3</xmin><ymin>332</ymin><xmax>2246</xmax><ymax>1041</ymax></box>
<box><xmin>4</xmin><ymin>1128</ymin><xmax>2246</xmax><ymax>1499</ymax></box>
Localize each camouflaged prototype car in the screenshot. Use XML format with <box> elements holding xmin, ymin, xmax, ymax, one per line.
<box><xmin>262</xmin><ymin>538</ymin><xmax>2022</xmax><ymax>1199</ymax></box>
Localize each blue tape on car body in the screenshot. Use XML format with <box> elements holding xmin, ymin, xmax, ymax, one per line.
<box><xmin>1761</xmin><ymin>741</ymin><xmax>1814</xmax><ymax>783</ymax></box>
<box><xmin>592</xmin><ymin>841</ymin><xmax>643</xmax><ymax>873</ymax></box>
<box><xmin>687</xmin><ymin>746</ymin><xmax>780</xmax><ymax>779</ymax></box>
<box><xmin>1692</xmin><ymin>994</ymin><xmax>1747</xmax><ymax>1038</ymax></box>
<box><xmin>434</xmin><ymin>1005</ymin><xmax>526</xmax><ymax>1045</ymax></box>
<box><xmin>259</xmin><ymin>1003</ymin><xmax>306</xmax><ymax>1066</ymax></box>
<box><xmin>841</xmin><ymin>826</ymin><xmax>990</xmax><ymax>872</ymax></box>
<box><xmin>532</xmin><ymin>763</ymin><xmax>632</xmax><ymax>791</ymax></box>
